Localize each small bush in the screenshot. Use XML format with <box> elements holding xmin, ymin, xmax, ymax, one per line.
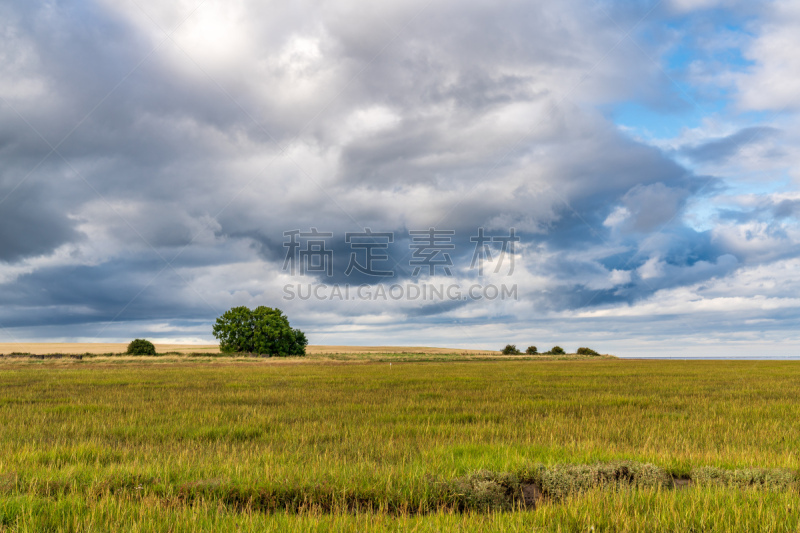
<box><xmin>446</xmin><ymin>470</ymin><xmax>520</xmax><ymax>511</ymax></box>
<box><xmin>548</xmin><ymin>346</ymin><xmax>565</xmax><ymax>355</ymax></box>
<box><xmin>126</xmin><ymin>339</ymin><xmax>156</xmax><ymax>356</ymax></box>
<box><xmin>691</xmin><ymin>467</ymin><xmax>797</xmax><ymax>491</ymax></box>
<box><xmin>538</xmin><ymin>461</ymin><xmax>671</xmax><ymax>499</ymax></box>
<box><xmin>501</xmin><ymin>344</ymin><xmax>522</xmax><ymax>355</ymax></box>
<box><xmin>525</xmin><ymin>346</ymin><xmax>538</xmax><ymax>355</ymax></box>
<box><xmin>576</xmin><ymin>347</ymin><xmax>599</xmax><ymax>356</ymax></box>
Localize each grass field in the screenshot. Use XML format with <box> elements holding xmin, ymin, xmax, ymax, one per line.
<box><xmin>1</xmin><ymin>355</ymin><xmax>799</xmax><ymax>531</ymax></box>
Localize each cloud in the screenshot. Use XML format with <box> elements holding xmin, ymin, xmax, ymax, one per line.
<box><xmin>0</xmin><ymin>181</ymin><xmax>82</xmax><ymax>262</ymax></box>
<box><xmin>680</xmin><ymin>126</ymin><xmax>780</xmax><ymax>163</ymax></box>
<box><xmin>605</xmin><ymin>182</ymin><xmax>691</xmax><ymax>233</ymax></box>
<box><xmin>668</xmin><ymin>0</ymin><xmax>733</xmax><ymax>13</ymax></box>
<box><xmin>0</xmin><ymin>0</ymin><xmax>798</xmax><ymax>356</ymax></box>
<box><xmin>736</xmin><ymin>1</ymin><xmax>800</xmax><ymax>112</ymax></box>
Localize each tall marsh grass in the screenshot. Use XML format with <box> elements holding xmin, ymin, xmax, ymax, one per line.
<box><xmin>1</xmin><ymin>358</ymin><xmax>799</xmax><ymax>530</ymax></box>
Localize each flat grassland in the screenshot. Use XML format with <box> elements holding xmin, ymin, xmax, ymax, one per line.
<box><xmin>1</xmin><ymin>356</ymin><xmax>799</xmax><ymax>531</ymax></box>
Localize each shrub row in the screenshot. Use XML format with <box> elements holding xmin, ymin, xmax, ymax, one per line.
<box><xmin>691</xmin><ymin>467</ymin><xmax>797</xmax><ymax>490</ymax></box>
<box><xmin>447</xmin><ymin>461</ymin><xmax>671</xmax><ymax>510</ymax></box>
<box><xmin>444</xmin><ymin>462</ymin><xmax>800</xmax><ymax>511</ymax></box>
<box><xmin>0</xmin><ymin>353</ymin><xmax>84</xmax><ymax>359</ymax></box>
<box><xmin>5</xmin><ymin>462</ymin><xmax>797</xmax><ymax>514</ymax></box>
<box><xmin>501</xmin><ymin>345</ymin><xmax>599</xmax><ymax>356</ymax></box>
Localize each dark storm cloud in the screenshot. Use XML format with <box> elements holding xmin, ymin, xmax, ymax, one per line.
<box><xmin>0</xmin><ymin>255</ymin><xmax>231</xmax><ymax>330</ymax></box>
<box><xmin>0</xmin><ymin>182</ymin><xmax>80</xmax><ymax>262</ymax></box>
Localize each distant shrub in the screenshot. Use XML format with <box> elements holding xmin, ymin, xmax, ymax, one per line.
<box><xmin>126</xmin><ymin>339</ymin><xmax>156</xmax><ymax>356</ymax></box>
<box><xmin>576</xmin><ymin>347</ymin><xmax>599</xmax><ymax>356</ymax></box>
<box><xmin>501</xmin><ymin>344</ymin><xmax>522</xmax><ymax>355</ymax></box>
<box><xmin>548</xmin><ymin>346</ymin><xmax>565</xmax><ymax>355</ymax></box>
<box><xmin>526</xmin><ymin>346</ymin><xmax>538</xmax><ymax>355</ymax></box>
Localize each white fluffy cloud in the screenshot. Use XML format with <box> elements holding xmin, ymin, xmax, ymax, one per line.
<box><xmin>736</xmin><ymin>1</ymin><xmax>800</xmax><ymax>112</ymax></box>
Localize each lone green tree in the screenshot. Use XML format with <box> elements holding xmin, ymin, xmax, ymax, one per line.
<box><xmin>212</xmin><ymin>306</ymin><xmax>308</xmax><ymax>356</ymax></box>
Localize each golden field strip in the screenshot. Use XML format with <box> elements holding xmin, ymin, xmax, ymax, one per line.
<box><xmin>1</xmin><ymin>354</ymin><xmax>799</xmax><ymax>531</ymax></box>
<box><xmin>0</xmin><ymin>343</ymin><xmax>498</xmax><ymax>356</ymax></box>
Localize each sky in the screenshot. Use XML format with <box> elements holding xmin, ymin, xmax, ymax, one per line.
<box><xmin>2</xmin><ymin>0</ymin><xmax>800</xmax><ymax>356</ymax></box>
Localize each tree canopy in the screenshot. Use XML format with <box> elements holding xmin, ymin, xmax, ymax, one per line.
<box><xmin>212</xmin><ymin>306</ymin><xmax>307</xmax><ymax>356</ymax></box>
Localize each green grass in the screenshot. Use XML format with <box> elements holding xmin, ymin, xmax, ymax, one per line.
<box><xmin>1</xmin><ymin>357</ymin><xmax>799</xmax><ymax>531</ymax></box>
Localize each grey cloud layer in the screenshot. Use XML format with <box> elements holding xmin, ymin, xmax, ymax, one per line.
<box><xmin>0</xmin><ymin>0</ymin><xmax>794</xmax><ymax>347</ymax></box>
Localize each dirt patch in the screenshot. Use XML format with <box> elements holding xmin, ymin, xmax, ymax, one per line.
<box><xmin>672</xmin><ymin>476</ymin><xmax>692</xmax><ymax>490</ymax></box>
<box><xmin>521</xmin><ymin>483</ymin><xmax>543</xmax><ymax>508</ymax></box>
<box><xmin>0</xmin><ymin>472</ymin><xmax>18</xmax><ymax>494</ymax></box>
